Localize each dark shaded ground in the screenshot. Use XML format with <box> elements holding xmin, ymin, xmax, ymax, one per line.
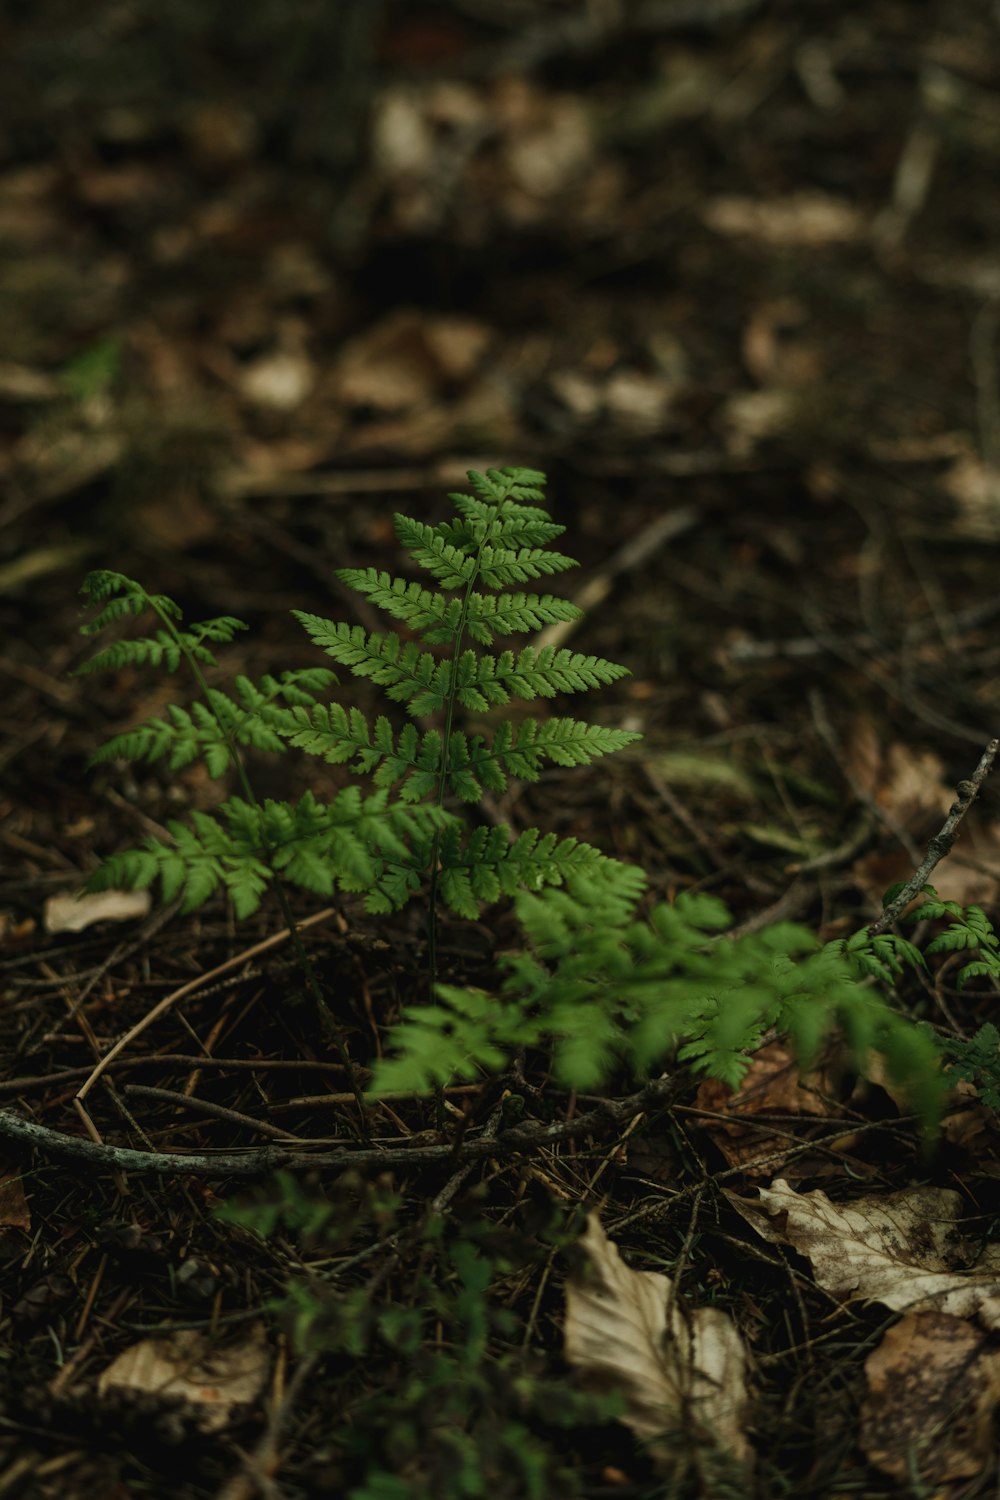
<box><xmin>5</xmin><ymin>2</ymin><xmax>1000</xmax><ymax>1496</ymax></box>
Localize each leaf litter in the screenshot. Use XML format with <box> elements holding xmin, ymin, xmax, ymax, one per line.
<box><xmin>564</xmin><ymin>1212</ymin><xmax>752</xmax><ymax>1473</ymax></box>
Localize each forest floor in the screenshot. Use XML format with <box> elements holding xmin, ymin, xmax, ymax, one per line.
<box><xmin>4</xmin><ymin>2</ymin><xmax>1000</xmax><ymax>1496</ymax></box>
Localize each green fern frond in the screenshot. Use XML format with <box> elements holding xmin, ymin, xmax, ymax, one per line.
<box><xmin>293</xmin><ymin>618</ymin><xmax>630</xmax><ymax>716</ymax></box>
<box><xmin>87</xmin><ymin>789</ymin><xmax>450</xmax><ymax>919</ymax></box>
<box><xmin>334</xmin><ymin>569</ymin><xmax>460</xmax><ymax>637</ymax></box>
<box><xmin>465</xmin><ymin>466</ymin><xmax>547</xmax><ymax>504</ymax></box>
<box><xmin>474</xmin><ymin>544</ymin><xmax>577</xmax><ymax>588</ymax></box>
<box><xmin>76</xmin><ymin>631</ymin><xmax>217</xmax><ymax>675</ymax></box>
<box><xmin>373</xmin><ymin>874</ymin><xmax>944</xmax><ymax>1122</ymax></box>
<box><xmin>333</xmin><ymin>570</ymin><xmax>581</xmax><ymax>647</ymax></box>
<box><xmin>434</xmin><ymin>824</ymin><xmax>628</xmax><ymax>919</ymax></box>
<box><xmin>80</xmin><ymin>570</ymin><xmax>182</xmax><ymax>623</ymax></box>
<box><xmin>79</xmin><ymin>573</ymin><xmax>249</xmax><ymax>675</ymax></box>
<box><xmin>463</xmin><ymin>591</ymin><xmax>581</xmax><ymax>644</ymax></box>
<box><xmin>88</xmin><ymin>670</ymin><xmax>337</xmax><ymax>776</ymax></box>
<box><xmin>436</xmin><ymin>514</ymin><xmax>567</xmax><ymax>550</ymax></box>
<box><xmin>370</xmin><ymin>986</ymin><xmax>521</xmax><ymax>1094</ymax></box>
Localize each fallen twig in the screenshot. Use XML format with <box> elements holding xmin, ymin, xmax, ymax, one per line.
<box><xmin>0</xmin><ymin>1076</ymin><xmax>680</xmax><ymax>1180</ymax></box>
<box><xmin>867</xmin><ymin>736</ymin><xmax>999</xmax><ymax>937</ymax></box>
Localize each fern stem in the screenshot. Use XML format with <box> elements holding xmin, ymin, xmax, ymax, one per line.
<box><xmin>143</xmin><ymin>592</ymin><xmax>370</xmax><ymax>1135</ymax></box>
<box><xmin>425</xmin><ymin>475</ymin><xmax>520</xmax><ymax>996</ymax></box>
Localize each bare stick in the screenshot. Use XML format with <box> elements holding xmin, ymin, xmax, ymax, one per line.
<box><xmin>0</xmin><ymin>1076</ymin><xmax>680</xmax><ymax>1180</ymax></box>
<box><xmin>867</xmin><ymin>737</ymin><xmax>999</xmax><ymax>937</ymax></box>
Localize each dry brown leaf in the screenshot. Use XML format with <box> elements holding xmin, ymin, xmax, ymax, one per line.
<box><xmin>420</xmin><ymin>316</ymin><xmax>493</xmax><ymax>381</ymax></box>
<box><xmin>861</xmin><ymin>1311</ymin><xmax>1000</xmax><ymax>1483</ymax></box>
<box><xmin>742</xmin><ymin>299</ymin><xmax>822</xmax><ymax>387</ymax></box>
<box><xmin>97</xmin><ymin>1323</ymin><xmax>269</xmax><ymax>1433</ymax></box>
<box><xmin>44</xmin><ymin>888</ymin><xmax>151</xmax><ymax>934</ymax></box>
<box><xmin>603</xmin><ymin>369</ymin><xmax>674</xmax><ymax>432</ymax></box>
<box><xmin>875</xmin><ymin>743</ymin><xmax>951</xmax><ymax>825</ymax></box>
<box><xmin>499</xmin><ymin>88</ymin><xmax>592</xmax><ymax>198</ymax></box>
<box><xmin>565</xmin><ymin>1212</ymin><xmax>752</xmax><ymax>1468</ymax></box>
<box><xmin>732</xmin><ymin>1180</ymin><xmax>1000</xmax><ymax>1329</ymax></box>
<box><xmin>0</xmin><ymin>1174</ymin><xmax>30</xmax><ymax>1233</ymax></box>
<box><xmin>841</xmin><ymin>715</ymin><xmax>882</xmax><ymax>800</ymax></box>
<box><xmin>695</xmin><ymin>1040</ymin><xmax>846</xmax><ymax>1176</ymax></box>
<box><xmin>847</xmin><ymin>734</ymin><xmax>1000</xmax><ymax>906</ymax></box>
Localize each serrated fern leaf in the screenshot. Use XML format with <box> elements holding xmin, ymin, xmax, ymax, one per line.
<box><xmin>76</xmin><ymin>630</ymin><xmax>218</xmax><ymax>675</ymax></box>
<box><xmin>437</xmin><ymin>514</ymin><xmax>567</xmax><ymax>550</ymax></box>
<box><xmin>475</xmin><ymin>544</ymin><xmax>577</xmax><ymax>588</ymax></box>
<box><xmin>390</xmin><ymin>518</ymin><xmax>480</xmax><ymax>589</ymax></box>
<box><xmin>334</xmin><ymin>568</ymin><xmax>461</xmax><ymax>638</ymax></box>
<box><xmin>434</xmin><ymin>823</ymin><xmax>629</xmax><ymax>918</ymax></box>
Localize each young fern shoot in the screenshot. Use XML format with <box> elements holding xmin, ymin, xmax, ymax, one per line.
<box><xmin>275</xmin><ymin>466</ymin><xmax>643</xmax><ymax>976</ymax></box>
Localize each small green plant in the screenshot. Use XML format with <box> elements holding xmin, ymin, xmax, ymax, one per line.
<box><xmin>79</xmin><ymin>467</ymin><xmax>638</xmax><ymax>942</ymax></box>
<box><xmin>885</xmin><ymin>886</ymin><xmax>1000</xmax><ymax>1113</ymax></box>
<box><xmin>218</xmin><ymin>1177</ymin><xmax>618</xmax><ymax>1500</ymax></box>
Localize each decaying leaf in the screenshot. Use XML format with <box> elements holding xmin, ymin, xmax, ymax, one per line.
<box><xmin>696</xmin><ymin>1040</ymin><xmax>849</xmax><ymax>1177</ymax></box>
<box><xmin>861</xmin><ymin>1310</ymin><xmax>1000</xmax><ymax>1483</ymax></box>
<box><xmin>96</xmin><ymin>1322</ymin><xmax>269</xmax><ymax>1433</ymax></box>
<box><xmin>0</xmin><ymin>1173</ymin><xmax>30</xmax><ymax>1233</ymax></box>
<box><xmin>44</xmin><ymin>887</ymin><xmax>151</xmax><ymax>934</ymax></box>
<box><xmin>732</xmin><ymin>1179</ymin><xmax>1000</xmax><ymax>1329</ymax></box>
<box><xmin>846</xmin><ymin>732</ymin><xmax>1000</xmax><ymax>907</ymax></box>
<box><xmin>564</xmin><ymin>1212</ymin><xmax>752</xmax><ymax>1470</ymax></box>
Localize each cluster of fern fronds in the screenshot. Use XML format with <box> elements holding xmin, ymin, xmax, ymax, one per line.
<box><xmin>78</xmin><ymin>467</ymin><xmax>952</xmax><ymax>1118</ymax></box>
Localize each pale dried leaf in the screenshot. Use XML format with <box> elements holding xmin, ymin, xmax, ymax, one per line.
<box><xmin>503</xmin><ymin>95</ymin><xmax>592</xmax><ymax>197</ymax></box>
<box><xmin>97</xmin><ymin>1323</ymin><xmax>269</xmax><ymax>1433</ymax></box>
<box><xmin>722</xmin><ymin>389</ymin><xmax>794</xmax><ymax>456</ymax></box>
<box><xmin>240</xmin><ymin>351</ymin><xmax>315</xmax><ymax>412</ymax></box>
<box><xmin>372</xmin><ymin>89</ymin><xmax>437</xmax><ymax>177</ymax></box>
<box><xmin>862</xmin><ymin>1311</ymin><xmax>1000</xmax><ymax>1482</ymax></box>
<box><xmin>742</xmin><ymin>299</ymin><xmax>821</xmax><ymax>386</ymax></box>
<box><xmin>45</xmin><ymin>888</ymin><xmax>151</xmax><ymax>934</ymax></box>
<box><xmin>565</xmin><ymin>1213</ymin><xmax>752</xmax><ymax>1467</ymax></box>
<box><xmin>944</xmin><ymin>452</ymin><xmax>1000</xmax><ymax>539</ymax></box>
<box><xmin>703</xmin><ymin>192</ymin><xmax>863</xmax><ymax>245</ymax></box>
<box><xmin>842</xmin><ymin>715</ymin><xmax>882</xmax><ymax>800</ymax></box>
<box><xmin>603</xmin><ymin>369</ymin><xmax>674</xmax><ymax>431</ymax></box>
<box><xmin>0</xmin><ymin>542</ymin><xmax>94</xmax><ymax>595</ymax></box>
<box><xmin>733</xmin><ymin>1180</ymin><xmax>1000</xmax><ymax>1329</ymax></box>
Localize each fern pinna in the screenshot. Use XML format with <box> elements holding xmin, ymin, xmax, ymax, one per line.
<box><xmin>78</xmin><ymin>468</ymin><xmax>638</xmax><ymax>930</ymax></box>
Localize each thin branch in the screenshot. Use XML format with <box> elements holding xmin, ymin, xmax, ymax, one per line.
<box><xmin>867</xmin><ymin>737</ymin><xmax>999</xmax><ymax>937</ymax></box>
<box><xmin>0</xmin><ymin>1076</ymin><xmax>681</xmax><ymax>1180</ymax></box>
